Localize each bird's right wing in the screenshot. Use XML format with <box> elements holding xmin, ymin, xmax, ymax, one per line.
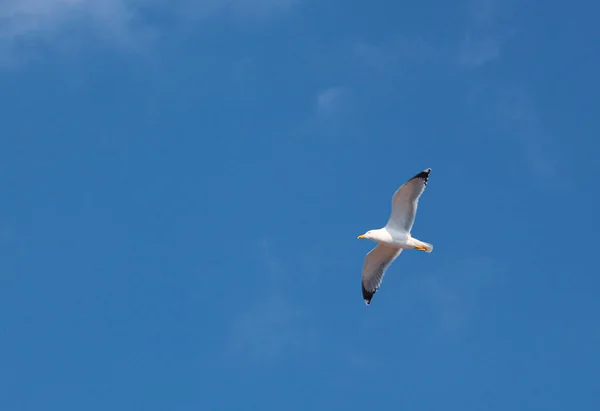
<box><xmin>361</xmin><ymin>244</ymin><xmax>403</xmax><ymax>305</ymax></box>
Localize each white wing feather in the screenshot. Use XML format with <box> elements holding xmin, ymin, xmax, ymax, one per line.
<box><xmin>361</xmin><ymin>244</ymin><xmax>403</xmax><ymax>305</ymax></box>
<box><xmin>385</xmin><ymin>168</ymin><xmax>431</xmax><ymax>233</ymax></box>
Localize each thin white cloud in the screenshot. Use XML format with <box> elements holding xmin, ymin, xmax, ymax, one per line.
<box><xmin>226</xmin><ymin>293</ymin><xmax>317</xmax><ymax>365</ymax></box>
<box><xmin>224</xmin><ymin>239</ymin><xmax>383</xmax><ymax>370</ymax></box>
<box><xmin>316</xmin><ymin>86</ymin><xmax>346</xmax><ymax>118</ymax></box>
<box><xmin>0</xmin><ymin>0</ymin><xmax>299</xmax><ymax>64</ymax></box>
<box><xmin>494</xmin><ymin>87</ymin><xmax>562</xmax><ymax>181</ymax></box>
<box><xmin>350</xmin><ymin>1</ymin><xmax>516</xmax><ymax>71</ymax></box>
<box><xmin>0</xmin><ymin>0</ymin><xmax>145</xmax><ymax>40</ymax></box>
<box><xmin>0</xmin><ymin>0</ymin><xmax>162</xmax><ymax>63</ymax></box>
<box><xmin>353</xmin><ymin>35</ymin><xmax>446</xmax><ymax>74</ymax></box>
<box><xmin>458</xmin><ymin>0</ymin><xmax>516</xmax><ymax>67</ymax></box>
<box><xmin>464</xmin><ymin>81</ymin><xmax>562</xmax><ymax>182</ymax></box>
<box><xmin>285</xmin><ymin>85</ymin><xmax>358</xmax><ymax>143</ymax></box>
<box><xmin>224</xmin><ymin>239</ymin><xmax>319</xmax><ymax>366</ymax></box>
<box><xmin>178</xmin><ymin>0</ymin><xmax>299</xmax><ymax>22</ymax></box>
<box><xmin>353</xmin><ymin>41</ymin><xmax>393</xmax><ymax>73</ymax></box>
<box><xmin>458</xmin><ymin>34</ymin><xmax>502</xmax><ymax>67</ymax></box>
<box><xmin>417</xmin><ymin>257</ymin><xmax>498</xmax><ymax>339</ymax></box>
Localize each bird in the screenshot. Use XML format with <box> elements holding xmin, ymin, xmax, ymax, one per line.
<box><xmin>357</xmin><ymin>168</ymin><xmax>434</xmax><ymax>305</ymax></box>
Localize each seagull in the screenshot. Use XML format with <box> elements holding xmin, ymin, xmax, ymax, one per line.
<box><xmin>357</xmin><ymin>168</ymin><xmax>434</xmax><ymax>305</ymax></box>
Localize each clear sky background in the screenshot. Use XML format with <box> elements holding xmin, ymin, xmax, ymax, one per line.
<box><xmin>1</xmin><ymin>0</ymin><xmax>599</xmax><ymax>410</ymax></box>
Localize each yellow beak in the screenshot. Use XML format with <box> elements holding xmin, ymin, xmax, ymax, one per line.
<box><xmin>357</xmin><ymin>235</ymin><xmax>366</xmax><ymax>239</ymax></box>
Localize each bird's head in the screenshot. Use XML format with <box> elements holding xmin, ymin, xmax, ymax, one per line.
<box><xmin>357</xmin><ymin>230</ymin><xmax>374</xmax><ymax>240</ymax></box>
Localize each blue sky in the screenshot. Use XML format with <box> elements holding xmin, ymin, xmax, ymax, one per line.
<box><xmin>1</xmin><ymin>0</ymin><xmax>599</xmax><ymax>409</ymax></box>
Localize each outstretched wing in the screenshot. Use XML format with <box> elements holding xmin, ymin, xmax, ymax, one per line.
<box><xmin>385</xmin><ymin>168</ymin><xmax>431</xmax><ymax>234</ymax></box>
<box><xmin>361</xmin><ymin>244</ymin><xmax>403</xmax><ymax>305</ymax></box>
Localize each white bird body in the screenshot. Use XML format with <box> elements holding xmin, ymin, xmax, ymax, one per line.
<box><xmin>358</xmin><ymin>168</ymin><xmax>434</xmax><ymax>305</ymax></box>
<box><xmin>358</xmin><ymin>228</ymin><xmax>432</xmax><ymax>251</ymax></box>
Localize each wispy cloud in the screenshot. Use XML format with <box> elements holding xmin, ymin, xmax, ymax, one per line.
<box><xmin>458</xmin><ymin>1</ymin><xmax>560</xmax><ymax>182</ymax></box>
<box><xmin>351</xmin><ymin>1</ymin><xmax>516</xmax><ymax>73</ymax></box>
<box><xmin>349</xmin><ymin>3</ymin><xmax>555</xmax><ymax>182</ymax></box>
<box><xmin>0</xmin><ymin>0</ymin><xmax>154</xmax><ymax>43</ymax></box>
<box><xmin>226</xmin><ymin>293</ymin><xmax>318</xmax><ymax>365</ymax></box>
<box><xmin>224</xmin><ymin>239</ymin><xmax>319</xmax><ymax>367</ymax></box>
<box><xmin>458</xmin><ymin>0</ymin><xmax>516</xmax><ymax>67</ymax></box>
<box><xmin>493</xmin><ymin>87</ymin><xmax>563</xmax><ymax>182</ymax></box>
<box><xmin>224</xmin><ymin>238</ymin><xmax>385</xmax><ymax>372</ymax></box>
<box><xmin>352</xmin><ymin>34</ymin><xmax>446</xmax><ymax>75</ymax></box>
<box><xmin>286</xmin><ymin>85</ymin><xmax>361</xmax><ymax>143</ymax></box>
<box><xmin>458</xmin><ymin>34</ymin><xmax>504</xmax><ymax>67</ymax></box>
<box><xmin>0</xmin><ymin>0</ymin><xmax>299</xmax><ymax>64</ymax></box>
<box><xmin>0</xmin><ymin>0</ymin><xmax>164</xmax><ymax>65</ymax></box>
<box><xmin>417</xmin><ymin>257</ymin><xmax>498</xmax><ymax>340</ymax></box>
<box><xmin>316</xmin><ymin>86</ymin><xmax>346</xmax><ymax>118</ymax></box>
<box><xmin>177</xmin><ymin>0</ymin><xmax>299</xmax><ymax>22</ymax></box>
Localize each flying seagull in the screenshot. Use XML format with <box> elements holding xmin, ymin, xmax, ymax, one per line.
<box><xmin>357</xmin><ymin>168</ymin><xmax>434</xmax><ymax>305</ymax></box>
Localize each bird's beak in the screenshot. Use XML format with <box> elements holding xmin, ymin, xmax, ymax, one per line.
<box><xmin>357</xmin><ymin>235</ymin><xmax>366</xmax><ymax>239</ymax></box>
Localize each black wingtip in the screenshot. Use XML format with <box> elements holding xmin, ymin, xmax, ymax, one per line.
<box><xmin>362</xmin><ymin>284</ymin><xmax>374</xmax><ymax>306</ymax></box>
<box><xmin>410</xmin><ymin>168</ymin><xmax>431</xmax><ymax>183</ymax></box>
